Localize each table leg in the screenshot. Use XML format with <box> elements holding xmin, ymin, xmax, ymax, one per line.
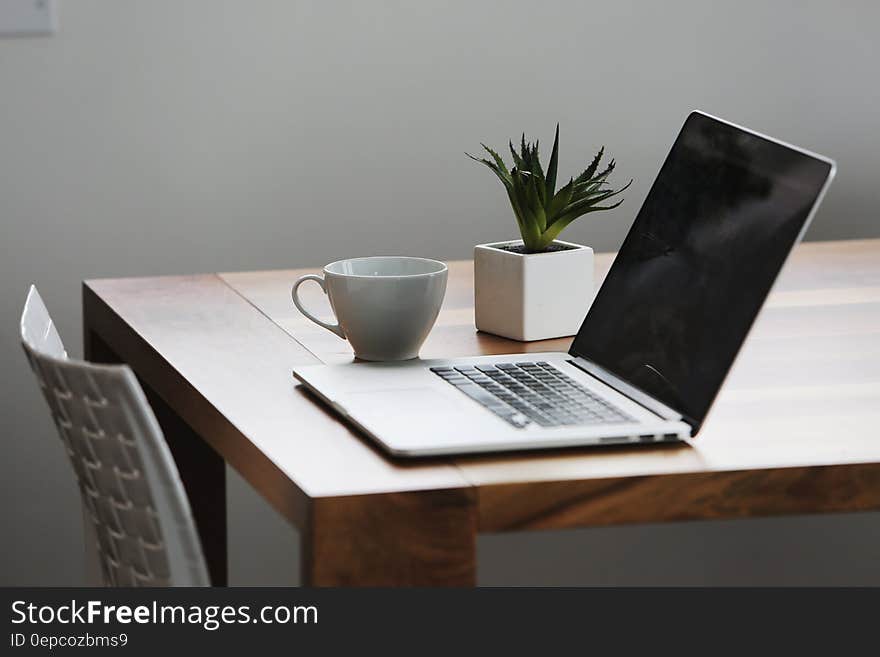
<box><xmin>302</xmin><ymin>489</ymin><xmax>477</xmax><ymax>586</ymax></box>
<box><xmin>84</xmin><ymin>330</ymin><xmax>228</xmax><ymax>586</ymax></box>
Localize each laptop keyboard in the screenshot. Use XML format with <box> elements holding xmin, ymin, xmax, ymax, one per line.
<box><xmin>430</xmin><ymin>361</ymin><xmax>635</xmax><ymax>429</ymax></box>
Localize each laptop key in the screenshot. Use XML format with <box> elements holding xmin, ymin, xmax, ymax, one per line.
<box><xmin>485</xmin><ymin>407</ymin><xmax>528</xmax><ymax>428</ymax></box>
<box><xmin>457</xmin><ymin>384</ymin><xmax>502</xmax><ymax>404</ymax></box>
<box><xmin>507</xmin><ymin>413</ymin><xmax>530</xmax><ymax>428</ymax></box>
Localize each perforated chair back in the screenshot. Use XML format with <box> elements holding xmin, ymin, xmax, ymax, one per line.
<box><xmin>20</xmin><ymin>286</ymin><xmax>210</xmax><ymax>586</ymax></box>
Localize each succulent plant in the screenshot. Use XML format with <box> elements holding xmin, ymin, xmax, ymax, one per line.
<box><xmin>468</xmin><ymin>125</ymin><xmax>631</xmax><ymax>253</ymax></box>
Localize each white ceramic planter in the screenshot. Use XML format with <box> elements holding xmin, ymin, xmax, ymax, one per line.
<box><xmin>474</xmin><ymin>239</ymin><xmax>594</xmax><ymax>341</ymax></box>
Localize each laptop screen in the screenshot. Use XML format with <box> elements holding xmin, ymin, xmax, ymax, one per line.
<box><xmin>569</xmin><ymin>111</ymin><xmax>834</xmax><ymax>431</ymax></box>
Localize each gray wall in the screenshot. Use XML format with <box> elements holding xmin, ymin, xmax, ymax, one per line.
<box><xmin>2</xmin><ymin>0</ymin><xmax>878</xmax><ymax>586</ymax></box>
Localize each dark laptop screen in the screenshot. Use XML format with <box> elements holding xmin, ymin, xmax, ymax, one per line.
<box><xmin>569</xmin><ymin>112</ymin><xmax>833</xmax><ymax>430</ymax></box>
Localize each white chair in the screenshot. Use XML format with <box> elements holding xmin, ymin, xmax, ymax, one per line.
<box><xmin>20</xmin><ymin>285</ymin><xmax>210</xmax><ymax>586</ymax></box>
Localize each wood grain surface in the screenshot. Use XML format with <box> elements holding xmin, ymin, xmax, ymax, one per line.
<box><xmin>304</xmin><ymin>489</ymin><xmax>477</xmax><ymax>586</ymax></box>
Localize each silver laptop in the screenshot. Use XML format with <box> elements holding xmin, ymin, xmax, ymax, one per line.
<box><xmin>294</xmin><ymin>111</ymin><xmax>836</xmax><ymax>457</ymax></box>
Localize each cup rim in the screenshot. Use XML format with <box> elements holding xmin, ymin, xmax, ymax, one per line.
<box><xmin>323</xmin><ymin>256</ymin><xmax>448</xmax><ymax>279</ymax></box>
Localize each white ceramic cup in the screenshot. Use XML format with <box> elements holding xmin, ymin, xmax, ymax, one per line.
<box><xmin>291</xmin><ymin>256</ymin><xmax>448</xmax><ymax>361</ymax></box>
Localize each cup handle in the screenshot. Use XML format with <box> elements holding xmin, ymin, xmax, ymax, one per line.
<box><xmin>291</xmin><ymin>274</ymin><xmax>346</xmax><ymax>339</ymax></box>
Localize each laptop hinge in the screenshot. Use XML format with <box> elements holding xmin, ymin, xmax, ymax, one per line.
<box><xmin>569</xmin><ymin>357</ymin><xmax>696</xmax><ymax>429</ymax></box>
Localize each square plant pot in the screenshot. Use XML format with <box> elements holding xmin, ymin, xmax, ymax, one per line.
<box><xmin>474</xmin><ymin>239</ymin><xmax>594</xmax><ymax>341</ymax></box>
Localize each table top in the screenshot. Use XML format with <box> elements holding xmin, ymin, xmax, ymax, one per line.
<box><xmin>84</xmin><ymin>239</ymin><xmax>880</xmax><ymax>532</ymax></box>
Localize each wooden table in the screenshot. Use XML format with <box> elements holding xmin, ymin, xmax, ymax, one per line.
<box><xmin>82</xmin><ymin>239</ymin><xmax>880</xmax><ymax>586</ymax></box>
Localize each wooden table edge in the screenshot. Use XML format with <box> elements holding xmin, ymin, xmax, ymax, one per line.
<box><xmin>472</xmin><ymin>460</ymin><xmax>880</xmax><ymax>533</ymax></box>
<box><xmin>82</xmin><ymin>277</ymin><xmax>314</xmax><ymax>529</ymax></box>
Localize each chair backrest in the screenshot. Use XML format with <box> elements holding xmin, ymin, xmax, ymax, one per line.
<box><xmin>20</xmin><ymin>286</ymin><xmax>210</xmax><ymax>586</ymax></box>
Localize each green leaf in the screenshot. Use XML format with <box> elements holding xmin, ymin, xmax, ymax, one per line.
<box><xmin>465</xmin><ymin>151</ymin><xmax>496</xmax><ymax>169</ymax></box>
<box><xmin>592</xmin><ymin>159</ymin><xmax>616</xmax><ymax>182</ymax></box>
<box><xmin>573</xmin><ymin>175</ymin><xmax>610</xmax><ymax>194</ymax></box>
<box><xmin>569</xmin><ymin>183</ymin><xmax>609</xmax><ymax>204</ymax></box>
<box><xmin>527</xmin><ymin>169</ymin><xmax>547</xmax><ymax>209</ymax></box>
<box><xmin>541</xmin><ymin>199</ymin><xmax>626</xmax><ymax>244</ymax></box>
<box><xmin>519</xmin><ymin>135</ymin><xmax>543</xmax><ymax>179</ymax></box>
<box><xmin>574</xmin><ymin>147</ymin><xmax>604</xmax><ymax>184</ymax></box>
<box><xmin>546</xmin><ymin>177</ymin><xmax>575</xmax><ymax>225</ymax></box>
<box><xmin>544</xmin><ymin>123</ymin><xmax>560</xmax><ymax>206</ymax></box>
<box><xmin>481</xmin><ymin>143</ymin><xmax>510</xmax><ymax>181</ymax></box>
<box><xmin>511</xmin><ymin>169</ymin><xmax>543</xmax><ymax>245</ymax></box>
<box><xmin>526</xmin><ymin>173</ymin><xmax>547</xmax><ymax>232</ymax></box>
<box><xmin>505</xmin><ymin>187</ymin><xmax>528</xmax><ymax>235</ymax></box>
<box><xmin>560</xmin><ymin>179</ymin><xmax>632</xmax><ymax>218</ymax></box>
<box><xmin>570</xmin><ymin>168</ymin><xmax>617</xmax><ymax>200</ymax></box>
<box><xmin>531</xmin><ymin>140</ymin><xmax>544</xmax><ymax>178</ymax></box>
<box><xmin>466</xmin><ymin>152</ymin><xmax>512</xmax><ymax>190</ymax></box>
<box><xmin>509</xmin><ymin>140</ymin><xmax>524</xmax><ymax>170</ymax></box>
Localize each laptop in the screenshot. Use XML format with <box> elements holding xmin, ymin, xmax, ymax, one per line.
<box><xmin>294</xmin><ymin>111</ymin><xmax>836</xmax><ymax>457</ymax></box>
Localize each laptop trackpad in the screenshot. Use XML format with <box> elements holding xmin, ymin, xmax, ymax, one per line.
<box><xmin>339</xmin><ymin>387</ymin><xmax>499</xmax><ymax>452</ymax></box>
<box><xmin>341</xmin><ymin>387</ymin><xmax>463</xmax><ymax>421</ymax></box>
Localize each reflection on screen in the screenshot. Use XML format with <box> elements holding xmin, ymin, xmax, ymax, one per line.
<box><xmin>570</xmin><ymin>112</ymin><xmax>832</xmax><ymax>429</ymax></box>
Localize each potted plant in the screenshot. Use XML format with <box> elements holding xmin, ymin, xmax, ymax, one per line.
<box><xmin>467</xmin><ymin>125</ymin><xmax>631</xmax><ymax>341</ymax></box>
